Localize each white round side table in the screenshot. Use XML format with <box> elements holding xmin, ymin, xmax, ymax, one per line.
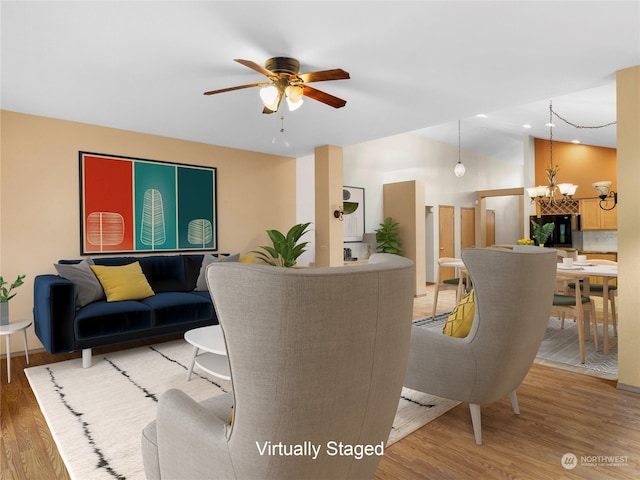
<box><xmin>0</xmin><ymin>319</ymin><xmax>32</xmax><ymax>383</ymax></box>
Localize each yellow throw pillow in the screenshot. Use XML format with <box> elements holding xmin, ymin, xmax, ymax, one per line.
<box><xmin>443</xmin><ymin>289</ymin><xmax>475</xmax><ymax>338</ymax></box>
<box><xmin>90</xmin><ymin>262</ymin><xmax>155</xmax><ymax>302</ymax></box>
<box><xmin>239</xmin><ymin>255</ymin><xmax>255</xmax><ymax>264</ymax></box>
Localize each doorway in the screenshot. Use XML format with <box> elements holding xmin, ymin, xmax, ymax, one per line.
<box><xmin>461</xmin><ymin>207</ymin><xmax>476</xmax><ymax>252</ymax></box>
<box><xmin>438</xmin><ymin>205</ymin><xmax>455</xmax><ymax>281</ymax></box>
<box><xmin>486</xmin><ymin>209</ymin><xmax>496</xmax><ymax>246</ymax></box>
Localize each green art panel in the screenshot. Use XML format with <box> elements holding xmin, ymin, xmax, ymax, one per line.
<box><xmin>134</xmin><ymin>161</ymin><xmax>178</xmax><ymax>251</ymax></box>
<box><xmin>177</xmin><ymin>167</ymin><xmax>216</xmax><ymax>249</ymax></box>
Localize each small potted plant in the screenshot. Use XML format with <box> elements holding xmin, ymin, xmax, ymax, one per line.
<box><xmin>0</xmin><ymin>274</ymin><xmax>26</xmax><ymax>325</ymax></box>
<box><xmin>530</xmin><ymin>220</ymin><xmax>555</xmax><ymax>247</ymax></box>
<box><xmin>251</xmin><ymin>222</ymin><xmax>312</xmax><ymax>268</ymax></box>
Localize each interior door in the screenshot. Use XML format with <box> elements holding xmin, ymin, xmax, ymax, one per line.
<box><xmin>438</xmin><ymin>205</ymin><xmax>455</xmax><ymax>281</ymax></box>
<box><xmin>461</xmin><ymin>207</ymin><xmax>476</xmax><ymax>253</ymax></box>
<box><xmin>486</xmin><ymin>209</ymin><xmax>496</xmax><ymax>247</ymax></box>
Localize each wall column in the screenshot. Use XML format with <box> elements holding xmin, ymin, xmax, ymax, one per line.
<box><xmin>383</xmin><ymin>180</ymin><xmax>427</xmax><ymax>297</ymax></box>
<box><xmin>616</xmin><ymin>65</ymin><xmax>640</xmax><ymax>391</ymax></box>
<box><xmin>314</xmin><ymin>145</ymin><xmax>344</xmax><ymax>267</ymax></box>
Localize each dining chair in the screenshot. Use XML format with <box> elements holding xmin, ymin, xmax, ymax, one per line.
<box><xmin>566</xmin><ymin>259</ymin><xmax>618</xmax><ymax>339</ymax></box>
<box><xmin>552</xmin><ymin>272</ymin><xmax>599</xmax><ymax>364</ymax></box>
<box><xmin>431</xmin><ymin>257</ymin><xmax>470</xmax><ymax>319</ymax></box>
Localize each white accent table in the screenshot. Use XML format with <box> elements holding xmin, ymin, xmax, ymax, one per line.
<box><xmin>184</xmin><ymin>325</ymin><xmax>230</xmax><ymax>381</ymax></box>
<box><xmin>0</xmin><ymin>319</ymin><xmax>32</xmax><ymax>383</ymax></box>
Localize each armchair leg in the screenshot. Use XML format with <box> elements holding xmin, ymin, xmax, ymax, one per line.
<box><xmin>509</xmin><ymin>391</ymin><xmax>520</xmax><ymax>415</ymax></box>
<box><xmin>469</xmin><ymin>403</ymin><xmax>482</xmax><ymax>445</ymax></box>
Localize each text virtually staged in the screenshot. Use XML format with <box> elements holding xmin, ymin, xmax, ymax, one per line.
<box><xmin>256</xmin><ymin>440</ymin><xmax>385</xmax><ymax>460</ymax></box>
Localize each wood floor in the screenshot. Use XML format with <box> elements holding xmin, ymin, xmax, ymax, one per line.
<box><xmin>2</xmin><ymin>288</ymin><xmax>638</xmax><ymax>480</ymax></box>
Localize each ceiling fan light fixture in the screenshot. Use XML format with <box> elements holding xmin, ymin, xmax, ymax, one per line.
<box><xmin>285</xmin><ymin>85</ymin><xmax>304</xmax><ymax>111</ymax></box>
<box><xmin>286</xmin><ymin>97</ymin><xmax>304</xmax><ymax>111</ymax></box>
<box><xmin>260</xmin><ymin>85</ymin><xmax>281</xmax><ymax>111</ymax></box>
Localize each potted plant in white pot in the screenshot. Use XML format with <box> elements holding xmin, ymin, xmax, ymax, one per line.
<box><xmin>0</xmin><ymin>274</ymin><xmax>26</xmax><ymax>325</ymax></box>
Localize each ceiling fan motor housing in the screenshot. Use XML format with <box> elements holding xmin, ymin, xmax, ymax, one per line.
<box><xmin>265</xmin><ymin>57</ymin><xmax>300</xmax><ymax>76</ymax></box>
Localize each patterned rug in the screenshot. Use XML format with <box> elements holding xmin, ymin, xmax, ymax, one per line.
<box><xmin>25</xmin><ymin>339</ymin><xmax>458</xmax><ymax>480</ymax></box>
<box><xmin>413</xmin><ymin>313</ymin><xmax>618</xmax><ymax>378</ymax></box>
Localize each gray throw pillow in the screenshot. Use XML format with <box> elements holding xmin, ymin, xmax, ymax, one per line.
<box><xmin>54</xmin><ymin>260</ymin><xmax>105</xmax><ymax>309</ymax></box>
<box><xmin>195</xmin><ymin>253</ymin><xmax>240</xmax><ymax>291</ymax></box>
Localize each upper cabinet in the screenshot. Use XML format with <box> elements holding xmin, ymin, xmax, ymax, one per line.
<box><xmin>580</xmin><ymin>199</ymin><xmax>617</xmax><ymax>230</ymax></box>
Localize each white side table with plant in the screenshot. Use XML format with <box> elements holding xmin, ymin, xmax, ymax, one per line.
<box><xmin>1</xmin><ymin>274</ymin><xmax>29</xmax><ymax>383</ymax></box>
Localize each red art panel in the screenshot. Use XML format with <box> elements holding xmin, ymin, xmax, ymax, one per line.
<box><xmin>82</xmin><ymin>155</ymin><xmax>134</xmax><ymax>252</ymax></box>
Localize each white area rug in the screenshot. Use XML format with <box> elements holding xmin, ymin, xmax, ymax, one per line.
<box><xmin>25</xmin><ymin>339</ymin><xmax>458</xmax><ymax>480</ymax></box>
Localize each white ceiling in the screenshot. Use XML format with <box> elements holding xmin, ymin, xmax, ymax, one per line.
<box><xmin>2</xmin><ymin>1</ymin><xmax>638</xmax><ymax>160</ymax></box>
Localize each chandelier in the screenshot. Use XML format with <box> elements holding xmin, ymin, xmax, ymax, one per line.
<box><xmin>527</xmin><ymin>101</ymin><xmax>578</xmax><ymax>207</ymax></box>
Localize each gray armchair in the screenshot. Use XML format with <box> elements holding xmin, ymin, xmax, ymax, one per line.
<box><xmin>141</xmin><ymin>253</ymin><xmax>414</xmax><ymax>479</ymax></box>
<box><xmin>404</xmin><ymin>247</ymin><xmax>557</xmax><ymax>445</ymax></box>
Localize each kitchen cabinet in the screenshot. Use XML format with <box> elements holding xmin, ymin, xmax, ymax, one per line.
<box><xmin>580</xmin><ymin>199</ymin><xmax>617</xmax><ymax>230</ymax></box>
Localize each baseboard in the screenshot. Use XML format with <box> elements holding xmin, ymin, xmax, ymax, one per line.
<box><xmin>616</xmin><ymin>382</ymin><xmax>640</xmax><ymax>394</ymax></box>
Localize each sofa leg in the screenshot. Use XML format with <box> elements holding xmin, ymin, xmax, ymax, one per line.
<box><xmin>82</xmin><ymin>348</ymin><xmax>92</xmax><ymax>368</ymax></box>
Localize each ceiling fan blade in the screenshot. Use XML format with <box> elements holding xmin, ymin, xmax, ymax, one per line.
<box><xmin>302</xmin><ymin>85</ymin><xmax>347</xmax><ymax>109</ymax></box>
<box><xmin>298</xmin><ymin>69</ymin><xmax>350</xmax><ymax>83</ymax></box>
<box><xmin>203</xmin><ymin>82</ymin><xmax>266</xmax><ymax>95</ymax></box>
<box><xmin>234</xmin><ymin>58</ymin><xmax>275</xmax><ymax>77</ymax></box>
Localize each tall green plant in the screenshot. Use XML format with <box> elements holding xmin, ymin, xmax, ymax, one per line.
<box><xmin>530</xmin><ymin>220</ymin><xmax>555</xmax><ymax>246</ymax></box>
<box><xmin>251</xmin><ymin>223</ymin><xmax>312</xmax><ymax>268</ymax></box>
<box><xmin>375</xmin><ymin>217</ymin><xmax>403</xmax><ymax>255</ymax></box>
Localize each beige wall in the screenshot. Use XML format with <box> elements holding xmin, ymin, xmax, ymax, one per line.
<box><xmin>1</xmin><ymin>110</ymin><xmax>296</xmax><ymax>353</ymax></box>
<box><xmin>616</xmin><ymin>65</ymin><xmax>640</xmax><ymax>391</ymax></box>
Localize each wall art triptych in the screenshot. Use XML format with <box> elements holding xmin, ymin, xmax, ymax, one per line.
<box><xmin>79</xmin><ymin>151</ymin><xmax>217</xmax><ymax>254</ymax></box>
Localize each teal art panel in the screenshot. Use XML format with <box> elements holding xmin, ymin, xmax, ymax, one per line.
<box><xmin>134</xmin><ymin>161</ymin><xmax>178</xmax><ymax>250</ymax></box>
<box><xmin>177</xmin><ymin>167</ymin><xmax>216</xmax><ymax>249</ymax></box>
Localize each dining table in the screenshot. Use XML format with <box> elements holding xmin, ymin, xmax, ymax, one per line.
<box><xmin>556</xmin><ymin>262</ymin><xmax>618</xmax><ymax>354</ymax></box>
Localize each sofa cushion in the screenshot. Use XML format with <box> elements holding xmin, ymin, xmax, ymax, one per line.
<box><xmin>184</xmin><ymin>255</ymin><xmax>205</xmax><ymax>291</ymax></box>
<box><xmin>142</xmin><ymin>292</ymin><xmax>214</xmax><ymax>327</ymax></box>
<box><xmin>75</xmin><ymin>300</ymin><xmax>153</xmax><ymax>340</ymax></box>
<box><xmin>92</xmin><ymin>257</ymin><xmax>137</xmax><ymax>266</ymax></box>
<box><xmin>54</xmin><ymin>260</ymin><xmax>105</xmax><ymax>309</ymax></box>
<box><xmin>195</xmin><ymin>253</ymin><xmax>240</xmax><ymax>291</ymax></box>
<box><xmin>138</xmin><ymin>255</ymin><xmax>188</xmax><ymax>293</ymax></box>
<box><xmin>91</xmin><ymin>262</ymin><xmax>155</xmax><ymax>302</ymax></box>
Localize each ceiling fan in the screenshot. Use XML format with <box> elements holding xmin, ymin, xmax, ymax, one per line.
<box><xmin>203</xmin><ymin>57</ymin><xmax>350</xmax><ymax>114</ymax></box>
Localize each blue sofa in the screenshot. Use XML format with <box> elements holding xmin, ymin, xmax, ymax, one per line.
<box><xmin>33</xmin><ymin>254</ymin><xmax>229</xmax><ymax>367</ymax></box>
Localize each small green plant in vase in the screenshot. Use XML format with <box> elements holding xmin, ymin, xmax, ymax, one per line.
<box><xmin>530</xmin><ymin>220</ymin><xmax>555</xmax><ymax>247</ymax></box>
<box><xmin>0</xmin><ymin>274</ymin><xmax>26</xmax><ymax>325</ymax></box>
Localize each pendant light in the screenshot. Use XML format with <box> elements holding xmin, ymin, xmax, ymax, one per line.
<box><xmin>454</xmin><ymin>120</ymin><xmax>466</xmax><ymax>177</ymax></box>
